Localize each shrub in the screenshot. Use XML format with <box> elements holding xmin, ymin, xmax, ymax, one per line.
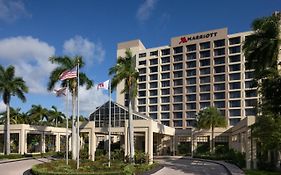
<box><xmin>134</xmin><ymin>151</ymin><xmax>149</xmax><ymax>164</ymax></box>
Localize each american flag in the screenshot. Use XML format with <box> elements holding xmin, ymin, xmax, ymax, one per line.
<box><xmin>59</xmin><ymin>67</ymin><xmax>77</xmax><ymax>80</ymax></box>
<box><xmin>54</xmin><ymin>87</ymin><xmax>67</xmax><ymax>97</ymax></box>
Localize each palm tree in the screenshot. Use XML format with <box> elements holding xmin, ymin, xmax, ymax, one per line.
<box><xmin>109</xmin><ymin>49</ymin><xmax>139</xmax><ymax>163</ymax></box>
<box><xmin>0</xmin><ymin>107</ymin><xmax>26</xmax><ymax>124</ymax></box>
<box><xmin>48</xmin><ymin>56</ymin><xmax>93</xmax><ymax>160</ymax></box>
<box><xmin>197</xmin><ymin>107</ymin><xmax>227</xmax><ymax>152</ymax></box>
<box><xmin>0</xmin><ymin>65</ymin><xmax>28</xmax><ymax>155</ymax></box>
<box><xmin>48</xmin><ymin>106</ymin><xmax>65</xmax><ymax>127</ymax></box>
<box><xmin>243</xmin><ymin>12</ymin><xmax>281</xmax><ymax>79</ymax></box>
<box><xmin>28</xmin><ymin>104</ymin><xmax>49</xmax><ymax>125</ymax></box>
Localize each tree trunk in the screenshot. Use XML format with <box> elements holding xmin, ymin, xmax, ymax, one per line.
<box><xmin>5</xmin><ymin>103</ymin><xmax>10</xmax><ymax>155</ymax></box>
<box><xmin>128</xmin><ymin>90</ymin><xmax>135</xmax><ymax>163</ymax></box>
<box><xmin>72</xmin><ymin>90</ymin><xmax>77</xmax><ymax>160</ymax></box>
<box><xmin>211</xmin><ymin>126</ymin><xmax>214</xmax><ymax>153</ymax></box>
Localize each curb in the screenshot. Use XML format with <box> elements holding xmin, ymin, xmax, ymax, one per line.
<box><xmin>0</xmin><ymin>157</ymin><xmax>35</xmax><ymax>165</ymax></box>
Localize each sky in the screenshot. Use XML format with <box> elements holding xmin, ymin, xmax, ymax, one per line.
<box><xmin>0</xmin><ymin>0</ymin><xmax>280</xmax><ymax>117</ymax></box>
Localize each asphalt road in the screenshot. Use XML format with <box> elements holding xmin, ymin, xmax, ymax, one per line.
<box><xmin>153</xmin><ymin>157</ymin><xmax>229</xmax><ymax>175</ymax></box>
<box><xmin>0</xmin><ymin>158</ymin><xmax>49</xmax><ymax>175</ymax></box>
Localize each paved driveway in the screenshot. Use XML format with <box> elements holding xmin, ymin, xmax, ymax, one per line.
<box><xmin>153</xmin><ymin>156</ymin><xmax>229</xmax><ymax>175</ymax></box>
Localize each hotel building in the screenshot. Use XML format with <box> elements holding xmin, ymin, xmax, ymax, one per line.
<box><xmin>116</xmin><ymin>28</ymin><xmax>258</xmax><ymax>130</ymax></box>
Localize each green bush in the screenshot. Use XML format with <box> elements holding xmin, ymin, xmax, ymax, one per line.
<box><xmin>177</xmin><ymin>142</ymin><xmax>191</xmax><ymax>155</ymax></box>
<box><xmin>134</xmin><ymin>151</ymin><xmax>149</xmax><ymax>164</ymax></box>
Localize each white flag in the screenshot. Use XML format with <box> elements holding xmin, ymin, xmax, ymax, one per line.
<box><xmin>97</xmin><ymin>80</ymin><xmax>109</xmax><ymax>90</ymax></box>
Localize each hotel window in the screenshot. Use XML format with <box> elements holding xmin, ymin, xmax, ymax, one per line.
<box><xmin>229</xmin><ymin>37</ymin><xmax>241</xmax><ymax>45</ymax></box>
<box><xmin>174</xmin><ymin>55</ymin><xmax>183</xmax><ymax>62</ymax></box>
<box><xmin>229</xmin><ymin>91</ymin><xmax>241</xmax><ymax>98</ymax></box>
<box><xmin>161</xmin><ymin>65</ymin><xmax>170</xmax><ymax>71</ymax></box>
<box><xmin>139</xmin><ymin>60</ymin><xmax>146</xmax><ymax>65</ymax></box>
<box><xmin>200</xmin><ymin>85</ymin><xmax>210</xmax><ymax>92</ymax></box>
<box><xmin>150</xmin><ymin>74</ymin><xmax>158</xmax><ymax>81</ymax></box>
<box><xmin>187</xmin><ymin>120</ymin><xmax>196</xmax><ymax>127</ymax></box>
<box><xmin>214</xmin><ymin>92</ymin><xmax>225</xmax><ymax>100</ymax></box>
<box><xmin>187</xmin><ymin>69</ymin><xmax>196</xmax><ymax>76</ymax></box>
<box><xmin>174</xmin><ymin>95</ymin><xmax>183</xmax><ymax>102</ymax></box>
<box><xmin>139</xmin><ymin>91</ymin><xmax>146</xmax><ymax>97</ymax></box>
<box><xmin>161</xmin><ymin>49</ymin><xmax>170</xmax><ymax>56</ymax></box>
<box><xmin>173</xmin><ymin>120</ymin><xmax>183</xmax><ymax>127</ymax></box>
<box><xmin>187</xmin><ymin>86</ymin><xmax>196</xmax><ymax>93</ymax></box>
<box><xmin>173</xmin><ymin>46</ymin><xmax>183</xmax><ymax>54</ymax></box>
<box><xmin>186</xmin><ymin>44</ymin><xmax>196</xmax><ymax>52</ymax></box>
<box><xmin>214</xmin><ymin>39</ymin><xmax>225</xmax><ymax>47</ymax></box>
<box><xmin>187</xmin><ymin>78</ymin><xmax>196</xmax><ymax>85</ymax></box>
<box><xmin>200</xmin><ymin>59</ymin><xmax>210</xmax><ymax>67</ymax></box>
<box><xmin>138</xmin><ymin>83</ymin><xmax>146</xmax><ymax>89</ymax></box>
<box><xmin>229</xmin><ymin>55</ymin><xmax>241</xmax><ymax>63</ymax></box>
<box><xmin>174</xmin><ymin>112</ymin><xmax>183</xmax><ymax>119</ymax></box>
<box><xmin>246</xmin><ymin>108</ymin><xmax>256</xmax><ymax>116</ymax></box>
<box><xmin>245</xmin><ymin>90</ymin><xmax>257</xmax><ymax>97</ymax></box>
<box><xmin>149</xmin><ymin>105</ymin><xmax>157</xmax><ymax>112</ymax></box>
<box><xmin>229</xmin><ymin>109</ymin><xmax>241</xmax><ymax>117</ymax></box>
<box><xmin>161</xmin><ymin>113</ymin><xmax>170</xmax><ymax>119</ymax></box>
<box><xmin>173</xmin><ymin>104</ymin><xmax>183</xmax><ymax>110</ymax></box>
<box><xmin>161</xmin><ymin>97</ymin><xmax>170</xmax><ymax>103</ymax></box>
<box><xmin>150</xmin><ymin>59</ymin><xmax>158</xmax><ymax>65</ymax></box>
<box><xmin>229</xmin><ymin>100</ymin><xmax>241</xmax><ymax>107</ymax></box>
<box><xmin>229</xmin><ymin>82</ymin><xmax>241</xmax><ymax>90</ymax></box>
<box><xmin>161</xmin><ymin>105</ymin><xmax>170</xmax><ymax>111</ymax></box>
<box><xmin>174</xmin><ymin>87</ymin><xmax>183</xmax><ymax>94</ymax></box>
<box><xmin>138</xmin><ymin>106</ymin><xmax>146</xmax><ymax>112</ymax></box>
<box><xmin>150</xmin><ymin>66</ymin><xmax>158</xmax><ymax>73</ymax></box>
<box><xmin>214</xmin><ymin>101</ymin><xmax>225</xmax><ymax>108</ymax></box>
<box><xmin>187</xmin><ymin>94</ymin><xmax>196</xmax><ymax>101</ymax></box>
<box><xmin>186</xmin><ymin>111</ymin><xmax>196</xmax><ymax>118</ymax></box>
<box><xmin>150</xmin><ymin>82</ymin><xmax>158</xmax><ymax>88</ymax></box>
<box><xmin>139</xmin><ymin>53</ymin><xmax>146</xmax><ymax>58</ymax></box>
<box><xmin>200</xmin><ymin>68</ymin><xmax>210</xmax><ymax>75</ymax></box>
<box><xmin>200</xmin><ymin>102</ymin><xmax>210</xmax><ymax>108</ymax></box>
<box><xmin>161</xmin><ymin>121</ymin><xmax>169</xmax><ymax>126</ymax></box>
<box><xmin>229</xmin><ymin>73</ymin><xmax>241</xmax><ymax>81</ymax></box>
<box><xmin>245</xmin><ymin>71</ymin><xmax>254</xmax><ymax>79</ymax></box>
<box><xmin>214</xmin><ymin>48</ymin><xmax>225</xmax><ymax>56</ymax></box>
<box><xmin>200</xmin><ymin>42</ymin><xmax>210</xmax><ymax>50</ymax></box>
<box><xmin>214</xmin><ymin>57</ymin><xmax>225</xmax><ymax>65</ymax></box>
<box><xmin>214</xmin><ymin>66</ymin><xmax>225</xmax><ymax>73</ymax></box>
<box><xmin>245</xmin><ymin>81</ymin><xmax>256</xmax><ymax>88</ymax></box>
<box><xmin>138</xmin><ymin>98</ymin><xmax>146</xmax><ymax>105</ymax></box>
<box><xmin>161</xmin><ymin>57</ymin><xmax>170</xmax><ymax>64</ymax></box>
<box><xmin>219</xmin><ymin>110</ymin><xmax>225</xmax><ymax>116</ymax></box>
<box><xmin>200</xmin><ymin>76</ymin><xmax>210</xmax><ymax>84</ymax></box>
<box><xmin>230</xmin><ymin>118</ymin><xmax>241</xmax><ymax>126</ymax></box>
<box><xmin>174</xmin><ymin>63</ymin><xmax>183</xmax><ymax>70</ymax></box>
<box><xmin>161</xmin><ymin>89</ymin><xmax>170</xmax><ymax>95</ymax></box>
<box><xmin>161</xmin><ymin>73</ymin><xmax>170</xmax><ymax>79</ymax></box>
<box><xmin>150</xmin><ymin>51</ymin><xmax>158</xmax><ymax>56</ymax></box>
<box><xmin>200</xmin><ymin>93</ymin><xmax>210</xmax><ymax>101</ymax></box>
<box><xmin>149</xmin><ymin>90</ymin><xmax>158</xmax><ymax>96</ymax></box>
<box><xmin>200</xmin><ymin>50</ymin><xmax>210</xmax><ymax>58</ymax></box>
<box><xmin>161</xmin><ymin>80</ymin><xmax>170</xmax><ymax>87</ymax></box>
<box><xmin>214</xmin><ymin>83</ymin><xmax>225</xmax><ymax>91</ymax></box>
<box><xmin>245</xmin><ymin>99</ymin><xmax>257</xmax><ymax>107</ymax></box>
<box><xmin>229</xmin><ymin>64</ymin><xmax>240</xmax><ymax>72</ymax></box>
<box><xmin>174</xmin><ymin>71</ymin><xmax>183</xmax><ymax>78</ymax></box>
<box><xmin>214</xmin><ymin>75</ymin><xmax>225</xmax><ymax>82</ymax></box>
<box><xmin>138</xmin><ymin>68</ymin><xmax>146</xmax><ymax>74</ymax></box>
<box><xmin>187</xmin><ymin>61</ymin><xmax>196</xmax><ymax>68</ymax></box>
<box><xmin>139</xmin><ymin>76</ymin><xmax>146</xmax><ymax>82</ymax></box>
<box><xmin>229</xmin><ymin>46</ymin><xmax>241</xmax><ymax>54</ymax></box>
<box><xmin>174</xmin><ymin>79</ymin><xmax>183</xmax><ymax>86</ymax></box>
<box><xmin>149</xmin><ymin>113</ymin><xmax>157</xmax><ymax>119</ymax></box>
<box><xmin>187</xmin><ymin>103</ymin><xmax>196</xmax><ymax>110</ymax></box>
<box><xmin>149</xmin><ymin>98</ymin><xmax>158</xmax><ymax>104</ymax></box>
<box><xmin>186</xmin><ymin>52</ymin><xmax>196</xmax><ymax>60</ymax></box>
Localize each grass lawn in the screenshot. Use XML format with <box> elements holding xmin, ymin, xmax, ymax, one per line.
<box><xmin>245</xmin><ymin>169</ymin><xmax>281</xmax><ymax>175</ymax></box>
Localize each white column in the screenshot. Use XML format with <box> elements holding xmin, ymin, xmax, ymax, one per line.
<box><xmin>90</xmin><ymin>131</ymin><xmax>96</xmax><ymax>161</ymax></box>
<box><xmin>20</xmin><ymin>129</ymin><xmax>25</xmax><ymax>154</ymax></box>
<box><xmin>56</xmin><ymin>134</ymin><xmax>60</xmax><ymax>152</ymax></box>
<box><xmin>124</xmin><ymin>120</ymin><xmax>129</xmax><ymax>156</ymax></box>
<box><xmin>41</xmin><ymin>133</ymin><xmax>46</xmax><ymax>153</ymax></box>
<box><xmin>148</xmin><ymin>128</ymin><xmax>153</xmax><ymax>164</ymax></box>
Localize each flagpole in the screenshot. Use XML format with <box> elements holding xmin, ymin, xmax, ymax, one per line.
<box><xmin>108</xmin><ymin>80</ymin><xmax>111</xmax><ymax>167</ymax></box>
<box><xmin>66</xmin><ymin>81</ymin><xmax>69</xmax><ymax>165</ymax></box>
<box><xmin>76</xmin><ymin>62</ymin><xmax>80</xmax><ymax>169</ymax></box>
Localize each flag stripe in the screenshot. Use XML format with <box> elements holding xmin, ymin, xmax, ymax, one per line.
<box><xmin>59</xmin><ymin>67</ymin><xmax>77</xmax><ymax>80</ymax></box>
<box><xmin>97</xmin><ymin>80</ymin><xmax>109</xmax><ymax>90</ymax></box>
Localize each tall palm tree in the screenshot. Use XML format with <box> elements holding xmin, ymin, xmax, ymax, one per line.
<box><xmin>197</xmin><ymin>107</ymin><xmax>227</xmax><ymax>152</ymax></box>
<box><xmin>28</xmin><ymin>104</ymin><xmax>49</xmax><ymax>125</ymax></box>
<box><xmin>0</xmin><ymin>107</ymin><xmax>26</xmax><ymax>124</ymax></box>
<box><xmin>0</xmin><ymin>65</ymin><xmax>28</xmax><ymax>155</ymax></box>
<box><xmin>48</xmin><ymin>56</ymin><xmax>93</xmax><ymax>160</ymax></box>
<box><xmin>109</xmin><ymin>49</ymin><xmax>139</xmax><ymax>163</ymax></box>
<box><xmin>243</xmin><ymin>12</ymin><xmax>281</xmax><ymax>79</ymax></box>
<box><xmin>48</xmin><ymin>105</ymin><xmax>65</xmax><ymax>127</ymax></box>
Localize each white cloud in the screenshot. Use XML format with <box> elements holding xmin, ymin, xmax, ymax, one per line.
<box><xmin>0</xmin><ymin>101</ymin><xmax>5</xmax><ymax>112</ymax></box>
<box><xmin>0</xmin><ymin>36</ymin><xmax>56</xmax><ymax>94</ymax></box>
<box><xmin>0</xmin><ymin>0</ymin><xmax>31</xmax><ymax>22</ymax></box>
<box><xmin>78</xmin><ymin>86</ymin><xmax>109</xmax><ymax>116</ymax></box>
<box><xmin>136</xmin><ymin>0</ymin><xmax>158</xmax><ymax>22</ymax></box>
<box><xmin>63</xmin><ymin>36</ymin><xmax>105</xmax><ymax>65</ymax></box>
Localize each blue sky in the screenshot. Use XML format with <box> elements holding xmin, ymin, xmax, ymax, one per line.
<box><xmin>0</xmin><ymin>0</ymin><xmax>280</xmax><ymax>116</ymax></box>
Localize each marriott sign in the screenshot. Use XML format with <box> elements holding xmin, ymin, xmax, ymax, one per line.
<box><xmin>179</xmin><ymin>32</ymin><xmax>218</xmax><ymax>44</ymax></box>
